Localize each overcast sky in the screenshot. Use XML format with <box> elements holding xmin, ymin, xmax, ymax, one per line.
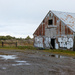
<box><xmin>0</xmin><ymin>0</ymin><xmax>75</xmax><ymax>38</ymax></box>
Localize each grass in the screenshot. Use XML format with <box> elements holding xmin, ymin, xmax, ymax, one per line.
<box><xmin>0</xmin><ymin>46</ymin><xmax>38</xmax><ymax>50</ymax></box>
<box><xmin>0</xmin><ymin>46</ymin><xmax>75</xmax><ymax>56</ymax></box>
<box><xmin>43</xmin><ymin>49</ymin><xmax>75</xmax><ymax>56</ymax></box>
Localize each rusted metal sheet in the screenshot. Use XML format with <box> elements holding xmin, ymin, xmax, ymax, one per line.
<box><xmin>52</xmin><ymin>11</ymin><xmax>75</xmax><ymax>32</ymax></box>
<box><xmin>59</xmin><ymin>21</ymin><xmax>61</xmax><ymax>35</ymax></box>
<box><xmin>43</xmin><ymin>23</ymin><xmax>45</xmax><ymax>35</ymax></box>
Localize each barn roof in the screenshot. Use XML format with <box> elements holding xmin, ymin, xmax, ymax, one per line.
<box><xmin>51</xmin><ymin>10</ymin><xmax>75</xmax><ymax>32</ymax></box>
<box><xmin>33</xmin><ymin>10</ymin><xmax>75</xmax><ymax>35</ymax></box>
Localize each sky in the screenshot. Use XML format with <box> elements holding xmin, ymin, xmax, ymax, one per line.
<box><xmin>0</xmin><ymin>0</ymin><xmax>75</xmax><ymax>38</ymax></box>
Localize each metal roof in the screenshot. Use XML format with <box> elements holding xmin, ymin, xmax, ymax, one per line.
<box><xmin>51</xmin><ymin>10</ymin><xmax>75</xmax><ymax>32</ymax></box>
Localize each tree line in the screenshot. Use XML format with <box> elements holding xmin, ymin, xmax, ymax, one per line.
<box><xmin>0</xmin><ymin>35</ymin><xmax>32</xmax><ymax>40</ymax></box>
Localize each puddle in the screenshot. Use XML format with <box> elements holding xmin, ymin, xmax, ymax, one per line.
<box><xmin>2</xmin><ymin>67</ymin><xmax>6</xmax><ymax>70</ymax></box>
<box><xmin>0</xmin><ymin>55</ymin><xmax>17</xmax><ymax>60</ymax></box>
<box><xmin>49</xmin><ymin>54</ymin><xmax>68</xmax><ymax>58</ymax></box>
<box><xmin>73</xmin><ymin>57</ymin><xmax>75</xmax><ymax>59</ymax></box>
<box><xmin>12</xmin><ymin>60</ymin><xmax>30</xmax><ymax>66</ymax></box>
<box><xmin>15</xmin><ymin>61</ymin><xmax>27</xmax><ymax>63</ymax></box>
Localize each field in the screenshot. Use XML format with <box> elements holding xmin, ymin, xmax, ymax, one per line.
<box><xmin>0</xmin><ymin>46</ymin><xmax>75</xmax><ymax>56</ymax></box>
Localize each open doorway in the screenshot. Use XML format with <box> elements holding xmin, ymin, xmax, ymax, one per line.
<box><xmin>51</xmin><ymin>39</ymin><xmax>55</xmax><ymax>49</ymax></box>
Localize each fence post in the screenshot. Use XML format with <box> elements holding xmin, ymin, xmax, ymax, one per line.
<box><xmin>2</xmin><ymin>42</ymin><xmax>4</xmax><ymax>47</ymax></box>
<box><xmin>16</xmin><ymin>42</ymin><xmax>17</xmax><ymax>47</ymax></box>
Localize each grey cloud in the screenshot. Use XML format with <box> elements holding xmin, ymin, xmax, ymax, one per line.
<box><xmin>0</xmin><ymin>0</ymin><xmax>75</xmax><ymax>38</ymax></box>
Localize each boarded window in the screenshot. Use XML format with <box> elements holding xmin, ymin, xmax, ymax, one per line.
<box><xmin>48</xmin><ymin>19</ymin><xmax>53</xmax><ymax>25</ymax></box>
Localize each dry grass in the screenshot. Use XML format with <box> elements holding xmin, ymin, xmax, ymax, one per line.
<box><xmin>0</xmin><ymin>46</ymin><xmax>75</xmax><ymax>56</ymax></box>
<box><xmin>43</xmin><ymin>49</ymin><xmax>75</xmax><ymax>56</ymax></box>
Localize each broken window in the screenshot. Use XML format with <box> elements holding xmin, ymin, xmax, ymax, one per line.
<box><xmin>48</xmin><ymin>19</ymin><xmax>53</xmax><ymax>25</ymax></box>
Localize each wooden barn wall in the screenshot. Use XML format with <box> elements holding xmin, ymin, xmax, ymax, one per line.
<box><xmin>53</xmin><ymin>15</ymin><xmax>73</xmax><ymax>49</ymax></box>
<box><xmin>33</xmin><ymin>11</ymin><xmax>74</xmax><ymax>50</ymax></box>
<box><xmin>53</xmin><ymin>15</ymin><xmax>73</xmax><ymax>36</ymax></box>
<box><xmin>33</xmin><ymin>12</ymin><xmax>73</xmax><ymax>37</ymax></box>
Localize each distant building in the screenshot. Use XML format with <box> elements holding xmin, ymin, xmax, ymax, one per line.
<box><xmin>33</xmin><ymin>10</ymin><xmax>75</xmax><ymax>51</ymax></box>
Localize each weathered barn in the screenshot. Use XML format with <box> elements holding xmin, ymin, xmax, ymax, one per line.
<box><xmin>33</xmin><ymin>10</ymin><xmax>75</xmax><ymax>51</ymax></box>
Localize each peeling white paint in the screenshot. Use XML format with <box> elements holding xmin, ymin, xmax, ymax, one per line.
<box><xmin>58</xmin><ymin>38</ymin><xmax>62</xmax><ymax>42</ymax></box>
<box><xmin>44</xmin><ymin>37</ymin><xmax>50</xmax><ymax>48</ymax></box>
<box><xmin>55</xmin><ymin>43</ymin><xmax>59</xmax><ymax>49</ymax></box>
<box><xmin>34</xmin><ymin>36</ymin><xmax>43</xmax><ymax>48</ymax></box>
<box><xmin>58</xmin><ymin>37</ymin><xmax>73</xmax><ymax>49</ymax></box>
<box><xmin>63</xmin><ymin>38</ymin><xmax>67</xmax><ymax>42</ymax></box>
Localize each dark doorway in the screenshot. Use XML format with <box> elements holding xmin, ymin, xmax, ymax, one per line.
<box><xmin>51</xmin><ymin>39</ymin><xmax>55</xmax><ymax>49</ymax></box>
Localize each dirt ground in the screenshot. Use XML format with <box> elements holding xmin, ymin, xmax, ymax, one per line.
<box><xmin>0</xmin><ymin>49</ymin><xmax>75</xmax><ymax>75</ymax></box>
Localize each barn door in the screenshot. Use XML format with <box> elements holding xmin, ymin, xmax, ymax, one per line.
<box><xmin>51</xmin><ymin>38</ymin><xmax>55</xmax><ymax>49</ymax></box>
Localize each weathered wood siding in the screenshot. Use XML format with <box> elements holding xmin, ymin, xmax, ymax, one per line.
<box><xmin>33</xmin><ymin>11</ymin><xmax>74</xmax><ymax>50</ymax></box>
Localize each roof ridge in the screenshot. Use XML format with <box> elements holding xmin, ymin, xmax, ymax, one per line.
<box><xmin>51</xmin><ymin>10</ymin><xmax>75</xmax><ymax>14</ymax></box>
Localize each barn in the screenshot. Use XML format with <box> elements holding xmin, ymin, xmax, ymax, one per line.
<box><xmin>33</xmin><ymin>10</ymin><xmax>75</xmax><ymax>51</ymax></box>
